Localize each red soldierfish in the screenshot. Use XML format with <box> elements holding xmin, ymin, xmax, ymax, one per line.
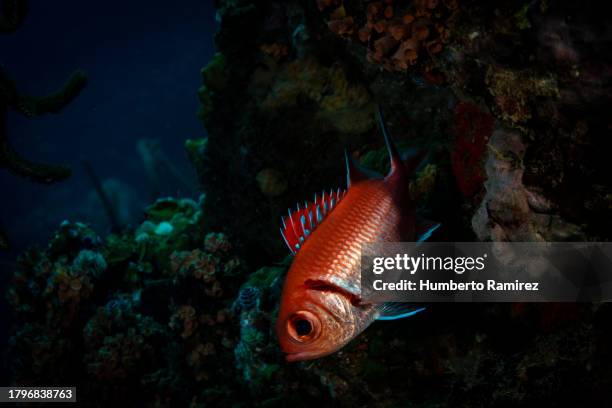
<box><xmin>276</xmin><ymin>108</ymin><xmax>440</xmax><ymax>362</ymax></box>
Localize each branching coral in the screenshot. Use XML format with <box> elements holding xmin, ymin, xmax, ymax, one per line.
<box><xmin>1</xmin><ymin>3</ymin><xmax>87</xmax><ymax>248</ymax></box>
<box><xmin>0</xmin><ymin>67</ymin><xmax>87</xmax><ymax>183</ymax></box>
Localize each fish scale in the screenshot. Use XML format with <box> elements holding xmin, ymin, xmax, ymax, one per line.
<box><xmin>312</xmin><ymin>183</ymin><xmax>400</xmax><ymax>291</ymax></box>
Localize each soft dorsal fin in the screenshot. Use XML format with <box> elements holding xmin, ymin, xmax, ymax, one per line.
<box><xmin>280</xmin><ymin>188</ymin><xmax>346</xmax><ymax>254</ymax></box>
<box><xmin>345</xmin><ymin>149</ymin><xmax>383</xmax><ymax>188</ymax></box>
<box><xmin>345</xmin><ymin>149</ymin><xmax>369</xmax><ymax>187</ymax></box>
<box><xmin>377</xmin><ymin>106</ymin><xmax>405</xmax><ymax>179</ymax></box>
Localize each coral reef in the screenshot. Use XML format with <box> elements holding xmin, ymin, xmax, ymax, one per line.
<box><xmin>320</xmin><ymin>0</ymin><xmax>459</xmax><ymax>76</ymax></box>
<box><xmin>6</xmin><ymin>202</ymin><xmax>248</xmax><ymax>405</ymax></box>
<box><xmin>184</xmin><ymin>137</ymin><xmax>207</xmax><ymax>182</ymax></box>
<box><xmin>472</xmin><ymin>127</ymin><xmax>583</xmax><ymax>242</ymax></box>
<box><xmin>190</xmin><ymin>0</ymin><xmax>610</xmax><ymax>405</ymax></box>
<box><xmin>83</xmin><ymin>294</ymin><xmax>167</xmax><ymax>383</ymax></box>
<box><xmin>5</xmin><ymin>0</ymin><xmax>612</xmax><ymax>406</ymax></box>
<box><xmin>233</xmin><ymin>266</ymin><xmax>284</xmax><ymax>392</ymax></box>
<box><xmin>253</xmin><ymin>56</ymin><xmax>374</xmax><ymax>134</ymax></box>
<box><xmin>256</xmin><ymin>168</ymin><xmax>288</xmax><ymax>197</ymax></box>
<box><xmin>10</xmin><ymin>216</ymin><xmax>608</xmax><ymax>406</ymax></box>
<box><xmin>197</xmin><ymin>52</ymin><xmax>227</xmax><ymax>125</ymax></box>
<box><xmin>485</xmin><ymin>65</ymin><xmax>559</xmax><ymax>128</ymax></box>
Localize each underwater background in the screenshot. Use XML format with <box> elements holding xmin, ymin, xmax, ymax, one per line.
<box><xmin>0</xmin><ymin>0</ymin><xmax>215</xmax><ymax>385</ymax></box>
<box><xmin>1</xmin><ymin>0</ymin><xmax>612</xmax><ymax>406</ymax></box>
<box><xmin>0</xmin><ymin>0</ymin><xmax>216</xmax><ymax>250</ymax></box>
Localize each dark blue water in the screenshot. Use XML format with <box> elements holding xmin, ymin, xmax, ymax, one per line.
<box><xmin>0</xmin><ymin>0</ymin><xmax>217</xmax><ymax>252</ymax></box>
<box><xmin>0</xmin><ymin>1</ymin><xmax>217</xmax><ymax>380</ymax></box>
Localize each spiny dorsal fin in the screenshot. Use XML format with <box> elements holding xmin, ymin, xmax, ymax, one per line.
<box><xmin>376</xmin><ymin>105</ymin><xmax>404</xmax><ymax>178</ymax></box>
<box><xmin>280</xmin><ymin>188</ymin><xmax>346</xmax><ymax>254</ymax></box>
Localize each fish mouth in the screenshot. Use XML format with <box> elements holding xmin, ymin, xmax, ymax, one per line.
<box><xmin>284</xmin><ymin>350</ymin><xmax>324</xmax><ymax>362</ymax></box>
<box><xmin>283</xmin><ymin>339</ymin><xmax>335</xmax><ymax>362</ymax></box>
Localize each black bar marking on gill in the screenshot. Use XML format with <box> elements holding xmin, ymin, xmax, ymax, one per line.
<box><xmin>304</xmin><ymin>279</ymin><xmax>361</xmax><ymax>307</ymax></box>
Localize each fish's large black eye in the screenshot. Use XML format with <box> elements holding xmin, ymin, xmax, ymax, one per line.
<box><xmin>294</xmin><ymin>318</ymin><xmax>312</xmax><ymax>336</ymax></box>
<box><xmin>286</xmin><ymin>310</ymin><xmax>321</xmax><ymax>343</ymax></box>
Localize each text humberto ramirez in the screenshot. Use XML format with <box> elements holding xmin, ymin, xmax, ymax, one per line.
<box><xmin>370</xmin><ymin>253</ymin><xmax>540</xmax><ymax>292</ymax></box>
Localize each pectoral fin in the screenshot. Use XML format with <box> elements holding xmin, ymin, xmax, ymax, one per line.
<box><xmin>375</xmin><ymin>303</ymin><xmax>426</xmax><ymax>320</ymax></box>
<box><xmin>416</xmin><ymin>217</ymin><xmax>440</xmax><ymax>242</ymax></box>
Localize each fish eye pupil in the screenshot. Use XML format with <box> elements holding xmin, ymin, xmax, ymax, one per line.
<box><xmin>294</xmin><ymin>318</ymin><xmax>312</xmax><ymax>336</ymax></box>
